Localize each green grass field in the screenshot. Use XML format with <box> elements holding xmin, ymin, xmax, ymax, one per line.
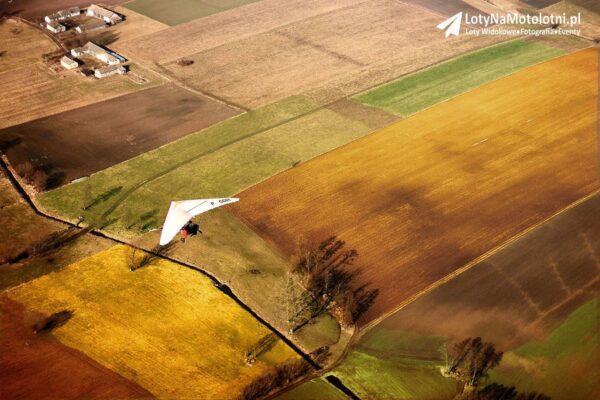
<box><xmin>125</xmin><ymin>0</ymin><xmax>260</xmax><ymax>25</ymax></box>
<box><xmin>277</xmin><ymin>378</ymin><xmax>348</xmax><ymax>400</ymax></box>
<box><xmin>490</xmin><ymin>299</ymin><xmax>599</xmax><ymax>399</ymax></box>
<box><xmin>332</xmin><ymin>329</ymin><xmax>458</xmax><ymax>400</ymax></box>
<box><xmin>353</xmin><ymin>39</ymin><xmax>565</xmax><ymax>117</ymax></box>
<box><xmin>331</xmin><ymin>300</ymin><xmax>598</xmax><ymax>400</ymax></box>
<box><xmin>335</xmin><ymin>350</ymin><xmax>457</xmax><ymax>399</ymax></box>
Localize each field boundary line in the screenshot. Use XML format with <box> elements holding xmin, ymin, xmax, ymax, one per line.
<box><xmin>149</xmin><ymin>61</ymin><xmax>249</xmax><ymax>111</ymax></box>
<box><xmin>95</xmin><ymin>102</ymin><xmax>331</xmax><ymax>218</ymax></box>
<box><xmin>0</xmin><ymin>155</ymin><xmax>321</xmax><ymax>373</ymax></box>
<box><xmin>256</xmin><ymin>190</ymin><xmax>600</xmax><ymax>397</ymax></box>
<box><xmin>230</xmin><ymin>46</ymin><xmax>592</xmax><ymax>202</ymax></box>
<box><xmin>356</xmin><ymin>188</ymin><xmax>600</xmax><ymax>340</ymax></box>
<box><xmin>50</xmin><ymin>38</ymin><xmax>567</xmax><ymax>214</ymax></box>
<box><xmin>98</xmin><ymin>40</ymin><xmax>556</xmax><ymax>215</ymax></box>
<box><xmin>155</xmin><ymin>0</ymin><xmax>373</xmax><ymax>66</ymax></box>
<box><xmin>353</xmin><ymin>39</ymin><xmax>578</xmax><ymax>112</ymax></box>
<box><xmin>366</xmin><ymin>46</ymin><xmax>569</xmax><ymax>118</ymax></box>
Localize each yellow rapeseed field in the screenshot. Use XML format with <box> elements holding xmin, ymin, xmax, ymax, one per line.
<box><xmin>7</xmin><ymin>245</ymin><xmax>298</xmax><ymax>398</ymax></box>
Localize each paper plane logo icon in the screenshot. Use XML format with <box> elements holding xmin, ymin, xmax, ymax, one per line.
<box><xmin>437</xmin><ymin>12</ymin><xmax>463</xmax><ymax>38</ymax></box>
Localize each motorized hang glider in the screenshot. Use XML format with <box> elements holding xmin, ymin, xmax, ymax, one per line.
<box><xmin>159</xmin><ymin>198</ymin><xmax>239</xmax><ymax>245</ymax></box>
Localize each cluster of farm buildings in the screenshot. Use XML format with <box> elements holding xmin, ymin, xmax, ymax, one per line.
<box><xmin>62</xmin><ymin>42</ymin><xmax>127</xmax><ymax>78</ymax></box>
<box><xmin>43</xmin><ymin>4</ymin><xmax>128</xmax><ymax>79</ymax></box>
<box><xmin>44</xmin><ymin>4</ymin><xmax>122</xmax><ymax>34</ymax></box>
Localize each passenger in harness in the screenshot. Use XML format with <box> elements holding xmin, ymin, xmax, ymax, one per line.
<box><xmin>180</xmin><ymin>221</ymin><xmax>201</xmax><ymax>243</ymax></box>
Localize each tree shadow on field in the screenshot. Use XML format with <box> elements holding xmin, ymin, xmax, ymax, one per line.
<box><xmin>33</xmin><ymin>310</ymin><xmax>74</xmax><ymax>334</ymax></box>
<box><xmin>244</xmin><ymin>333</ymin><xmax>278</xmax><ymax>365</ymax></box>
<box><xmin>84</xmin><ymin>186</ymin><xmax>123</xmax><ymax>211</ymax></box>
<box><xmin>137</xmin><ymin>209</ymin><xmax>158</xmax><ymax>232</ymax></box>
<box><xmin>129</xmin><ymin>242</ymin><xmax>177</xmax><ymax>271</ymax></box>
<box><xmin>0</xmin><ymin>137</ymin><xmax>22</xmax><ymax>151</ymax></box>
<box><xmin>64</xmin><ymin>30</ymin><xmax>121</xmax><ymax>50</ymax></box>
<box><xmin>0</xmin><ymin>9</ymin><xmax>25</xmax><ymax>20</ymax></box>
<box><xmin>7</xmin><ymin>225</ymin><xmax>93</xmax><ymax>265</ymax></box>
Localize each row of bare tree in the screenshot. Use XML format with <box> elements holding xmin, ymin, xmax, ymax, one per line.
<box><xmin>288</xmin><ymin>236</ymin><xmax>379</xmax><ymax>328</ymax></box>
<box><xmin>238</xmin><ymin>236</ymin><xmax>378</xmax><ymax>399</ymax></box>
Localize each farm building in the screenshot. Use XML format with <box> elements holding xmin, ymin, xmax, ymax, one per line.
<box><xmin>60</xmin><ymin>56</ymin><xmax>79</xmax><ymax>70</ymax></box>
<box><xmin>44</xmin><ymin>7</ymin><xmax>80</xmax><ymax>23</ymax></box>
<box><xmin>46</xmin><ymin>21</ymin><xmax>66</xmax><ymax>33</ymax></box>
<box><xmin>86</xmin><ymin>4</ymin><xmax>123</xmax><ymax>25</ymax></box>
<box><xmin>75</xmin><ymin>20</ymin><xmax>106</xmax><ymax>34</ymax></box>
<box><xmin>94</xmin><ymin>65</ymin><xmax>126</xmax><ymax>79</ymax></box>
<box><xmin>70</xmin><ymin>42</ymin><xmax>126</xmax><ymax>66</ymax></box>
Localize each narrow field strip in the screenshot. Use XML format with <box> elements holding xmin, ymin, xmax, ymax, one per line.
<box><xmin>354</xmin><ymin>39</ymin><xmax>565</xmax><ymax>117</ymax></box>
<box><xmin>38</xmin><ymin>95</ymin><xmax>364</xmax><ymax>227</ymax></box>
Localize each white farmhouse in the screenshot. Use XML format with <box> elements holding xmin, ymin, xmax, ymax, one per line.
<box><xmin>60</xmin><ymin>56</ymin><xmax>79</xmax><ymax>70</ymax></box>
<box><xmin>70</xmin><ymin>42</ymin><xmax>126</xmax><ymax>65</ymax></box>
<box><xmin>94</xmin><ymin>65</ymin><xmax>126</xmax><ymax>79</ymax></box>
<box><xmin>46</xmin><ymin>21</ymin><xmax>66</xmax><ymax>33</ymax></box>
<box><xmin>86</xmin><ymin>4</ymin><xmax>123</xmax><ymax>25</ymax></box>
<box><xmin>44</xmin><ymin>7</ymin><xmax>80</xmax><ymax>23</ymax></box>
<box><xmin>75</xmin><ymin>20</ymin><xmax>106</xmax><ymax>34</ymax></box>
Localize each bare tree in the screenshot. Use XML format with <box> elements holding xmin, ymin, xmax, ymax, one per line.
<box><xmin>446</xmin><ymin>337</ymin><xmax>503</xmax><ymax>389</ymax></box>
<box><xmin>15</xmin><ymin>160</ymin><xmax>35</xmax><ymax>181</ymax></box>
<box><xmin>288</xmin><ymin>236</ymin><xmax>378</xmax><ymax>328</ymax></box>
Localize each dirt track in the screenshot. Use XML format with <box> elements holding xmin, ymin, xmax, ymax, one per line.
<box><xmin>0</xmin><ymin>84</ymin><xmax>240</xmax><ymax>187</ymax></box>
<box><xmin>231</xmin><ymin>49</ymin><xmax>599</xmax><ymax>325</ymax></box>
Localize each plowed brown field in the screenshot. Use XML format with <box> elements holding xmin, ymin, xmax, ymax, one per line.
<box><xmin>125</xmin><ymin>0</ymin><xmax>504</xmax><ymax>108</ymax></box>
<box><xmin>231</xmin><ymin>48</ymin><xmax>599</xmax><ymax>325</ymax></box>
<box><xmin>376</xmin><ymin>192</ymin><xmax>600</xmax><ymax>349</ymax></box>
<box><xmin>0</xmin><ymin>84</ymin><xmax>240</xmax><ymax>186</ymax></box>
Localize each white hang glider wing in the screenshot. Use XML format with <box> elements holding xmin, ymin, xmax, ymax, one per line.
<box><xmin>159</xmin><ymin>198</ymin><xmax>239</xmax><ymax>245</ymax></box>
